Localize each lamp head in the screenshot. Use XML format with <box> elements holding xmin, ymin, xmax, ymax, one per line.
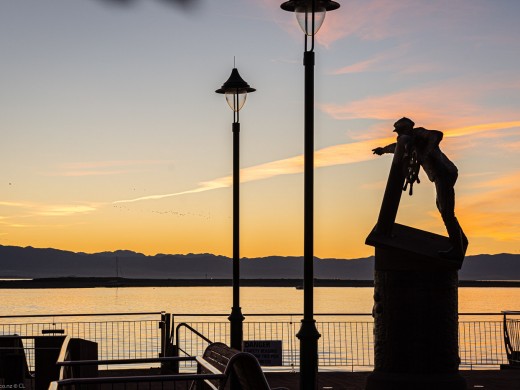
<box><xmin>281</xmin><ymin>0</ymin><xmax>340</xmax><ymax>36</ymax></box>
<box><xmin>215</xmin><ymin>68</ymin><xmax>256</xmax><ymax>112</ymax></box>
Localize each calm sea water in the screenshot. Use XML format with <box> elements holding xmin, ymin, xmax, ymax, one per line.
<box><xmin>1</xmin><ymin>287</ymin><xmax>518</xmax><ymax>317</ymax></box>
<box><xmin>1</xmin><ymin>286</ymin><xmax>517</xmax><ymax>369</ymax></box>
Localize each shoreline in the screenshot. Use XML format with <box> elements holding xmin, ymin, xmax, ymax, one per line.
<box><xmin>0</xmin><ymin>277</ymin><xmax>520</xmax><ymax>289</ymax></box>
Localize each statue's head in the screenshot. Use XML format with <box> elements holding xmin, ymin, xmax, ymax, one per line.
<box><xmin>393</xmin><ymin>117</ymin><xmax>415</xmax><ymax>135</ymax></box>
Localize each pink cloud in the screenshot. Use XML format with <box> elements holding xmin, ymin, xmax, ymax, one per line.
<box><xmin>329</xmin><ymin>43</ymin><xmax>445</xmax><ymax>76</ymax></box>
<box><xmin>320</xmin><ymin>83</ymin><xmax>477</xmax><ymax>126</ymax></box>
<box><xmin>332</xmin><ymin>57</ymin><xmax>381</xmax><ymax>75</ymax></box>
<box><xmin>319</xmin><ymin>75</ymin><xmax>520</xmax><ymax>139</ymax></box>
<box><xmin>258</xmin><ymin>0</ymin><xmax>425</xmax><ymax>47</ymax></box>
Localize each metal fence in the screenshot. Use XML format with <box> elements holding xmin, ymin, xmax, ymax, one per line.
<box><xmin>0</xmin><ymin>312</ymin><xmax>511</xmax><ymax>372</ymax></box>
<box><xmin>173</xmin><ymin>313</ymin><xmax>509</xmax><ymax>370</ymax></box>
<box><xmin>0</xmin><ymin>312</ymin><xmax>164</xmax><ymax>372</ymax></box>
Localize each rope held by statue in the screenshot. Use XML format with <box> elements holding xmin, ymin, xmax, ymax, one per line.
<box><xmin>403</xmin><ymin>147</ymin><xmax>421</xmax><ymax>196</ymax></box>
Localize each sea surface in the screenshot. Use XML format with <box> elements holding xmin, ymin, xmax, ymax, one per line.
<box><xmin>1</xmin><ymin>286</ymin><xmax>518</xmax><ymax>317</ymax></box>
<box><xmin>1</xmin><ymin>286</ymin><xmax>518</xmax><ymax>369</ymax></box>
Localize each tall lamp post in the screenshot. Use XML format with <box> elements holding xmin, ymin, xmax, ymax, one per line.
<box><xmin>280</xmin><ymin>1</ymin><xmax>339</xmax><ymax>389</ymax></box>
<box><xmin>215</xmin><ymin>68</ymin><xmax>256</xmax><ymax>351</ymax></box>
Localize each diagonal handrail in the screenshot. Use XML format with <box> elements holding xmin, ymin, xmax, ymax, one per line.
<box><xmin>176</xmin><ymin>322</ymin><xmax>213</xmax><ymax>357</ymax></box>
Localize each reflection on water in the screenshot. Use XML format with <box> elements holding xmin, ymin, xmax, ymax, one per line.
<box><xmin>0</xmin><ymin>287</ymin><xmax>517</xmax><ymax>370</ymax></box>
<box><xmin>0</xmin><ymin>287</ymin><xmax>518</xmax><ymax>316</ymax></box>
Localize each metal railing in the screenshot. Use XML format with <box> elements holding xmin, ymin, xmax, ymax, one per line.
<box><xmin>0</xmin><ymin>312</ymin><xmax>165</xmax><ymax>372</ymax></box>
<box><xmin>0</xmin><ymin>311</ymin><xmax>512</xmax><ymax>372</ymax></box>
<box><xmin>502</xmin><ymin>311</ymin><xmax>520</xmax><ymax>366</ymax></box>
<box><xmin>172</xmin><ymin>313</ymin><xmax>509</xmax><ymax>370</ymax></box>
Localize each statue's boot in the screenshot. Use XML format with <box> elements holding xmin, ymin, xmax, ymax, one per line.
<box><xmin>439</xmin><ymin>217</ymin><xmax>466</xmax><ymax>261</ymax></box>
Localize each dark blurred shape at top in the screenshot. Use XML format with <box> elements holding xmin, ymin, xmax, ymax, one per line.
<box><xmin>95</xmin><ymin>0</ymin><xmax>199</xmax><ymax>10</ymax></box>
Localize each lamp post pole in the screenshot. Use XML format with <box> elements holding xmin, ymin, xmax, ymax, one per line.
<box><xmin>299</xmin><ymin>45</ymin><xmax>320</xmax><ymax>390</ymax></box>
<box><xmin>230</xmin><ymin>117</ymin><xmax>242</xmax><ymax>351</ymax></box>
<box><xmin>280</xmin><ymin>1</ymin><xmax>340</xmax><ymax>389</ymax></box>
<box><xmin>216</xmin><ymin>68</ymin><xmax>256</xmax><ymax>351</ymax></box>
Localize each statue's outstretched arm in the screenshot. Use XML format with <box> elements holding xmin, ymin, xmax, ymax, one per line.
<box><xmin>372</xmin><ymin>143</ymin><xmax>396</xmax><ymax>155</ymax></box>
<box><xmin>383</xmin><ymin>143</ymin><xmax>397</xmax><ymax>153</ymax></box>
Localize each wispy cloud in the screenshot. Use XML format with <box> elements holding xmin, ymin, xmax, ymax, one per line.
<box><xmin>258</xmin><ymin>0</ymin><xmax>422</xmax><ymax>47</ymax></box>
<box><xmin>113</xmin><ymin>181</ymin><xmax>228</xmax><ymax>204</ymax></box>
<box><xmin>446</xmin><ymin>122</ymin><xmax>520</xmax><ymax>138</ymax></box>
<box><xmin>331</xmin><ymin>55</ymin><xmax>385</xmax><ymax>75</ymax></box>
<box><xmin>0</xmin><ymin>200</ymin><xmax>99</xmax><ymax>217</ymax></box>
<box><xmin>317</xmin><ymin>2</ymin><xmax>394</xmax><ymax>45</ymax></box>
<box><xmin>112</xmin><ymin>120</ymin><xmax>518</xmax><ymax>204</ymax></box>
<box><xmin>457</xmin><ymin>171</ymin><xmax>520</xmax><ymax>243</ymax></box>
<box><xmin>315</xmin><ymin>0</ymin><xmax>451</xmax><ymax>47</ymax></box>
<box><xmin>330</xmin><ymin>45</ymin><xmax>441</xmax><ymax>76</ymax></box>
<box><xmin>319</xmin><ymin>82</ymin><xmax>480</xmax><ymax>125</ymax></box>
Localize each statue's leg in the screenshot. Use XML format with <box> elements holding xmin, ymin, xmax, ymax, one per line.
<box><xmin>451</xmin><ymin>177</ymin><xmax>468</xmax><ymax>251</ymax></box>
<box><xmin>436</xmin><ymin>178</ymin><xmax>465</xmax><ymax>260</ymax></box>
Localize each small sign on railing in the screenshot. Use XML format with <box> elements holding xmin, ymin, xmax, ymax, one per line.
<box><xmin>243</xmin><ymin>340</ymin><xmax>282</xmax><ymax>366</ymax></box>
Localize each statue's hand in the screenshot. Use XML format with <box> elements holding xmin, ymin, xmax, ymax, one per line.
<box><xmin>372</xmin><ymin>147</ymin><xmax>384</xmax><ymax>155</ymax></box>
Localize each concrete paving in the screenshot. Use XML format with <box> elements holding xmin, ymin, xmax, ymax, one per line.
<box><xmin>264</xmin><ymin>370</ymin><xmax>520</xmax><ymax>390</ymax></box>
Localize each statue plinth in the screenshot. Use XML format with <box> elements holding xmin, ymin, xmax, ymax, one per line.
<box><xmin>365</xmin><ymin>223</ymin><xmax>466</xmax><ymax>390</ymax></box>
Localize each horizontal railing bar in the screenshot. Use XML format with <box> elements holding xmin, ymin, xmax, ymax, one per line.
<box><xmin>176</xmin><ymin>313</ymin><xmax>506</xmax><ymax>316</ymax></box>
<box><xmin>0</xmin><ymin>335</ymin><xmax>67</xmax><ymax>340</ymax></box>
<box><xmin>58</xmin><ymin>356</ymin><xmax>195</xmax><ymax>366</ymax></box>
<box><xmin>0</xmin><ymin>311</ymin><xmax>164</xmax><ymax>319</ymax></box>
<box><xmin>173</xmin><ymin>313</ymin><xmax>368</xmax><ymax>316</ymax></box>
<box><xmin>0</xmin><ymin>312</ymin><xmax>509</xmax><ymax>319</ymax></box>
<box><xmin>56</xmin><ymin>373</ymin><xmax>225</xmax><ymax>385</ymax></box>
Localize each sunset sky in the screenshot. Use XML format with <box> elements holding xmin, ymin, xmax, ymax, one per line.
<box><xmin>1</xmin><ymin>0</ymin><xmax>519</xmax><ymax>259</ymax></box>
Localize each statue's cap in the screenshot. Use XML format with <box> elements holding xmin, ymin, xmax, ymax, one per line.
<box><xmin>393</xmin><ymin>117</ymin><xmax>415</xmax><ymax>131</ymax></box>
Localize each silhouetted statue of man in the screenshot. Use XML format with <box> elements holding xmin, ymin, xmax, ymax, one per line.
<box><xmin>372</xmin><ymin>117</ymin><xmax>468</xmax><ymax>260</ymax></box>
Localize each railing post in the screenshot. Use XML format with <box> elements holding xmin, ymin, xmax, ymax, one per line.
<box><xmin>170</xmin><ymin>314</ymin><xmax>179</xmax><ymax>374</ymax></box>
<box><xmin>160</xmin><ymin>312</ymin><xmax>177</xmax><ymax>373</ymax></box>
<box><xmin>164</xmin><ymin>313</ymin><xmax>172</xmax><ymax>351</ymax></box>
<box><xmin>159</xmin><ymin>312</ymin><xmax>166</xmax><ymax>358</ymax></box>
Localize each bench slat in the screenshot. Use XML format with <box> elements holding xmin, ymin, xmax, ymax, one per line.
<box><xmin>195</xmin><ymin>356</ymin><xmax>224</xmax><ymax>375</ymax></box>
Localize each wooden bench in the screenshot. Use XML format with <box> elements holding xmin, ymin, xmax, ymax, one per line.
<box><xmin>195</xmin><ymin>342</ymin><xmax>287</xmax><ymax>390</ymax></box>
<box><xmin>52</xmin><ymin>341</ymin><xmax>286</xmax><ymax>390</ymax></box>
<box><xmin>503</xmin><ymin>312</ymin><xmax>520</xmax><ymax>367</ymax></box>
<box><xmin>0</xmin><ymin>335</ymin><xmax>33</xmax><ymax>385</ymax></box>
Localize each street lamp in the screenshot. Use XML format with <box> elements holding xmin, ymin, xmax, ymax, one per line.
<box><xmin>215</xmin><ymin>67</ymin><xmax>256</xmax><ymax>351</ymax></box>
<box><xmin>280</xmin><ymin>1</ymin><xmax>339</xmax><ymax>389</ymax></box>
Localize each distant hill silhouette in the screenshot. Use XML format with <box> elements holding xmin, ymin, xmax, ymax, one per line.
<box><xmin>0</xmin><ymin>245</ymin><xmax>518</xmax><ymax>280</ymax></box>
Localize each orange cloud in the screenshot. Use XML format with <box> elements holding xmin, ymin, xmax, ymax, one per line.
<box><xmin>445</xmin><ymin>122</ymin><xmax>520</xmax><ymax>138</ymax></box>
<box><xmin>455</xmin><ymin>171</ymin><xmax>520</xmax><ymax>243</ymax></box>
<box><xmin>0</xmin><ymin>200</ymin><xmax>99</xmax><ymax>217</ymax></box>
<box><xmin>319</xmin><ymin>82</ymin><xmax>479</xmax><ymax>124</ymax></box>
<box><xmin>112</xmin><ymin>120</ymin><xmax>518</xmax><ymax>204</ymax></box>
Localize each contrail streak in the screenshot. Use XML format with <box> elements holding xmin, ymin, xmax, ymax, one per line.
<box><xmin>112</xmin><ymin>121</ymin><xmax>520</xmax><ymax>204</ymax></box>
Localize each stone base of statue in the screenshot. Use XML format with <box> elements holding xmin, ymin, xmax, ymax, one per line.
<box><xmin>365</xmin><ymin>223</ymin><xmax>466</xmax><ymax>390</ymax></box>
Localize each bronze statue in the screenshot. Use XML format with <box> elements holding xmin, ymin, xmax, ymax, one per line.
<box><xmin>372</xmin><ymin>117</ymin><xmax>468</xmax><ymax>260</ymax></box>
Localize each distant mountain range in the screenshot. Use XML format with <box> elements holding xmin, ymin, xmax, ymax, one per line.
<box><xmin>0</xmin><ymin>245</ymin><xmax>519</xmax><ymax>280</ymax></box>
